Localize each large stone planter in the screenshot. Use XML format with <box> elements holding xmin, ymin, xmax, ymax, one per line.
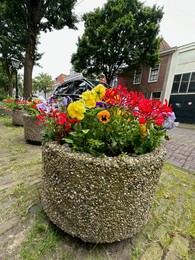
<box><xmin>12</xmin><ymin>110</ymin><xmax>24</xmax><ymax>126</ymax></box>
<box><xmin>41</xmin><ymin>142</ymin><xmax>166</xmax><ymax>243</ymax></box>
<box><xmin>23</xmin><ymin>114</ymin><xmax>44</xmax><ymax>144</ymax></box>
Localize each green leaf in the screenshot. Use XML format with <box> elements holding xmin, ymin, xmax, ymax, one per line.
<box><xmin>63</xmin><ymin>138</ymin><xmax>73</xmax><ymax>144</ymax></box>
<box><xmin>69</xmin><ymin>131</ymin><xmax>78</xmax><ymax>137</ymax></box>
<box><xmin>82</xmin><ymin>129</ymin><xmax>90</xmax><ymax>134</ymax></box>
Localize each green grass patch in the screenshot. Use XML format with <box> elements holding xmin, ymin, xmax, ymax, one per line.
<box><xmin>20</xmin><ymin>208</ymin><xmax>63</xmax><ymax>260</ymax></box>
<box><xmin>1</xmin><ymin>115</ymin><xmax>195</xmax><ymax>259</ymax></box>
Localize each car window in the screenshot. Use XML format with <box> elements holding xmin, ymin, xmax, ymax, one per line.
<box><xmin>88</xmin><ymin>79</ymin><xmax>110</xmax><ymax>88</ymax></box>
<box><xmin>54</xmin><ymin>83</ymin><xmax>72</xmax><ymax>96</ymax></box>
<box><xmin>73</xmin><ymin>80</ymin><xmax>93</xmax><ymax>95</ymax></box>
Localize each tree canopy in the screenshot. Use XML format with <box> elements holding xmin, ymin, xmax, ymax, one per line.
<box><xmin>0</xmin><ymin>0</ymin><xmax>78</xmax><ymax>99</ymax></box>
<box><xmin>32</xmin><ymin>73</ymin><xmax>54</xmax><ymax>99</ymax></box>
<box><xmin>71</xmin><ymin>0</ymin><xmax>164</xmax><ymax>84</ymax></box>
<box><xmin>0</xmin><ymin>2</ymin><xmax>26</xmax><ymax>97</ymax></box>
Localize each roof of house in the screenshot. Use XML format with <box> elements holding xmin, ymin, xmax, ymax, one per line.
<box><xmin>160</xmin><ymin>39</ymin><xmax>171</xmax><ymax>51</ymax></box>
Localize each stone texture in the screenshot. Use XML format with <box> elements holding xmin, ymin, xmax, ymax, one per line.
<box><xmin>165</xmin><ymin>234</ymin><xmax>189</xmax><ymax>260</ymax></box>
<box><xmin>140</xmin><ymin>242</ymin><xmax>163</xmax><ymax>260</ymax></box>
<box><xmin>12</xmin><ymin>110</ymin><xmax>24</xmax><ymax>126</ymax></box>
<box><xmin>23</xmin><ymin>113</ymin><xmax>44</xmax><ymax>144</ymax></box>
<box><xmin>41</xmin><ymin>142</ymin><xmax>166</xmax><ymax>243</ymax></box>
<box><xmin>0</xmin><ymin>217</ymin><xmax>19</xmax><ymax>234</ymax></box>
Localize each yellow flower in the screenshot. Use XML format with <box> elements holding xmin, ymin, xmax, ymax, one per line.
<box><xmin>81</xmin><ymin>90</ymin><xmax>96</xmax><ymax>108</ymax></box>
<box><xmin>114</xmin><ymin>109</ymin><xmax>127</xmax><ymax>117</ymax></box>
<box><xmin>92</xmin><ymin>84</ymin><xmax>106</xmax><ymax>101</ymax></box>
<box><xmin>67</xmin><ymin>101</ymin><xmax>86</xmax><ymax>120</ymax></box>
<box><xmin>97</xmin><ymin>110</ymin><xmax>110</xmax><ymax>124</ymax></box>
<box><xmin>140</xmin><ymin>124</ymin><xmax>147</xmax><ymax>138</ymax></box>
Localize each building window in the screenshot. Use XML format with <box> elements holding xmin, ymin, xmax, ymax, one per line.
<box><xmin>172</xmin><ymin>74</ymin><xmax>181</xmax><ymax>93</ymax></box>
<box><xmin>133</xmin><ymin>69</ymin><xmax>142</xmax><ymax>84</ymax></box>
<box><xmin>179</xmin><ymin>73</ymin><xmax>190</xmax><ymax>93</ymax></box>
<box><xmin>188</xmin><ymin>72</ymin><xmax>195</xmax><ymax>92</ymax></box>
<box><xmin>171</xmin><ymin>72</ymin><xmax>195</xmax><ymax>93</ymax></box>
<box><xmin>148</xmin><ymin>64</ymin><xmax>160</xmax><ymax>82</ymax></box>
<box><xmin>151</xmin><ymin>91</ymin><xmax>161</xmax><ymax>99</ymax></box>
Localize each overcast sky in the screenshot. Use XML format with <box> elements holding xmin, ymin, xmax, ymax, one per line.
<box><xmin>31</xmin><ymin>0</ymin><xmax>195</xmax><ymax>79</ymax></box>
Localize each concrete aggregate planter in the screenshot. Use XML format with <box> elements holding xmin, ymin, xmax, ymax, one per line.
<box><xmin>23</xmin><ymin>114</ymin><xmax>44</xmax><ymax>144</ymax></box>
<box><xmin>12</xmin><ymin>110</ymin><xmax>24</xmax><ymax>126</ymax></box>
<box><xmin>41</xmin><ymin>142</ymin><xmax>166</xmax><ymax>243</ymax></box>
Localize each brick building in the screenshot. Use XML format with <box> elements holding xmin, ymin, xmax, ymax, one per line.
<box><xmin>117</xmin><ymin>40</ymin><xmax>195</xmax><ymax>123</ymax></box>
<box><xmin>117</xmin><ymin>39</ymin><xmax>177</xmax><ymax>101</ymax></box>
<box><xmin>54</xmin><ymin>73</ymin><xmax>67</xmax><ymax>86</ymax></box>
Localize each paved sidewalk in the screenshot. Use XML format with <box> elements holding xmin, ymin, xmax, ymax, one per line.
<box><xmin>164</xmin><ymin>123</ymin><xmax>195</xmax><ymax>172</ymax></box>
<box><xmin>0</xmin><ymin>116</ymin><xmax>195</xmax><ymax>259</ymax></box>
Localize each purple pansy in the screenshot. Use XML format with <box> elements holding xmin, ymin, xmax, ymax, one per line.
<box><xmin>163</xmin><ymin>112</ymin><xmax>176</xmax><ymax>130</ymax></box>
<box><xmin>37</xmin><ymin>103</ymin><xmax>51</xmax><ymax>114</ymax></box>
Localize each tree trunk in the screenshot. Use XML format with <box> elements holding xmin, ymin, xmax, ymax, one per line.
<box><xmin>23</xmin><ymin>30</ymin><xmax>37</xmax><ymax>100</ymax></box>
<box><xmin>8</xmin><ymin>74</ymin><xmax>13</xmax><ymax>97</ymax></box>
<box><xmin>3</xmin><ymin>61</ymin><xmax>13</xmax><ymax>97</ymax></box>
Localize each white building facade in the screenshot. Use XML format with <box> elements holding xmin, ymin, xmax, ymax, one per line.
<box><xmin>163</xmin><ymin>42</ymin><xmax>195</xmax><ymax>123</ymax></box>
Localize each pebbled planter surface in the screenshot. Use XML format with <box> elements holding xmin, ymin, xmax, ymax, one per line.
<box><xmin>23</xmin><ymin>114</ymin><xmax>44</xmax><ymax>144</ymax></box>
<box><xmin>41</xmin><ymin>142</ymin><xmax>166</xmax><ymax>243</ymax></box>
<box><xmin>12</xmin><ymin>110</ymin><xmax>24</xmax><ymax>126</ymax></box>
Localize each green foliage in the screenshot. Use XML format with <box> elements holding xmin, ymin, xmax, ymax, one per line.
<box><xmin>32</xmin><ymin>73</ymin><xmax>54</xmax><ymax>98</ymax></box>
<box><xmin>0</xmin><ymin>0</ymin><xmax>78</xmax><ymax>99</ymax></box>
<box><xmin>0</xmin><ymin>1</ymin><xmax>26</xmax><ymax>96</ymax></box>
<box><xmin>71</xmin><ymin>0</ymin><xmax>163</xmax><ymax>84</ymax></box>
<box><xmin>38</xmin><ymin>84</ymin><xmax>173</xmax><ymax>157</ymax></box>
<box><xmin>66</xmin><ymin>108</ymin><xmax>165</xmax><ymax>156</ymax></box>
<box><xmin>0</xmin><ymin>64</ymin><xmax>8</xmax><ymax>100</ymax></box>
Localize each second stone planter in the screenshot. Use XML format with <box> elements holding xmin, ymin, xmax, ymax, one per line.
<box><xmin>23</xmin><ymin>114</ymin><xmax>44</xmax><ymax>144</ymax></box>
<box><xmin>12</xmin><ymin>110</ymin><xmax>24</xmax><ymax>126</ymax></box>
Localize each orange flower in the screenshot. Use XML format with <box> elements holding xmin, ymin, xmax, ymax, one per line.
<box><xmin>97</xmin><ymin>110</ymin><xmax>110</xmax><ymax>124</ymax></box>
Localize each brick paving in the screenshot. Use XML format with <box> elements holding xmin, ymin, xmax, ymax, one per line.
<box><xmin>0</xmin><ymin>116</ymin><xmax>195</xmax><ymax>259</ymax></box>
<box><xmin>164</xmin><ymin>123</ymin><xmax>195</xmax><ymax>172</ymax></box>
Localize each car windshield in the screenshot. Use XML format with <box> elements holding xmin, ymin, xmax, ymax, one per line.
<box><xmin>89</xmin><ymin>79</ymin><xmax>110</xmax><ymax>88</ymax></box>
<box><xmin>51</xmin><ymin>77</ymin><xmax>110</xmax><ymax>101</ymax></box>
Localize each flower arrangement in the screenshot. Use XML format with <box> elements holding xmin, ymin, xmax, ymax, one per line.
<box><xmin>1</xmin><ymin>98</ymin><xmax>27</xmax><ymax>111</ymax></box>
<box><xmin>22</xmin><ymin>99</ymin><xmax>45</xmax><ymax>116</ymax></box>
<box><xmin>1</xmin><ymin>97</ymin><xmax>46</xmax><ymax>116</ymax></box>
<box><xmin>37</xmin><ymin>84</ymin><xmax>175</xmax><ymax>156</ymax></box>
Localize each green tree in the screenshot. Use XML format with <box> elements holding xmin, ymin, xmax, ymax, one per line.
<box><xmin>0</xmin><ymin>64</ymin><xmax>8</xmax><ymax>100</ymax></box>
<box><xmin>0</xmin><ymin>2</ymin><xmax>25</xmax><ymax>97</ymax></box>
<box><xmin>71</xmin><ymin>0</ymin><xmax>163</xmax><ymax>84</ymax></box>
<box><xmin>0</xmin><ymin>1</ymin><xmax>43</xmax><ymax>97</ymax></box>
<box><xmin>32</xmin><ymin>73</ymin><xmax>54</xmax><ymax>99</ymax></box>
<box><xmin>1</xmin><ymin>0</ymin><xmax>77</xmax><ymax>100</ymax></box>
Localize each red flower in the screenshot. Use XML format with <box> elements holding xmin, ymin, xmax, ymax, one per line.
<box><xmin>56</xmin><ymin>112</ymin><xmax>69</xmax><ymax>125</ymax></box>
<box><xmin>36</xmin><ymin>113</ymin><xmax>46</xmax><ymax>124</ymax></box>
<box><xmin>155</xmin><ymin>116</ymin><xmax>164</xmax><ymax>126</ymax></box>
<box><xmin>139</xmin><ymin>117</ymin><xmax>146</xmax><ymax>124</ymax></box>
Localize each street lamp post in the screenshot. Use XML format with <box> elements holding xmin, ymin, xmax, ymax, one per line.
<box><xmin>11</xmin><ymin>58</ymin><xmax>20</xmax><ymax>100</ymax></box>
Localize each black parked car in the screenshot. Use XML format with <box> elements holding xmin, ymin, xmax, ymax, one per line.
<box><xmin>52</xmin><ymin>74</ymin><xmax>109</xmax><ymax>101</ymax></box>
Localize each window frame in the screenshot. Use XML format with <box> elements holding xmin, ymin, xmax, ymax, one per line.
<box><xmin>133</xmin><ymin>69</ymin><xmax>142</xmax><ymax>84</ymax></box>
<box><xmin>151</xmin><ymin>91</ymin><xmax>161</xmax><ymax>100</ymax></box>
<box><xmin>171</xmin><ymin>71</ymin><xmax>195</xmax><ymax>94</ymax></box>
<box><xmin>148</xmin><ymin>64</ymin><xmax>160</xmax><ymax>83</ymax></box>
